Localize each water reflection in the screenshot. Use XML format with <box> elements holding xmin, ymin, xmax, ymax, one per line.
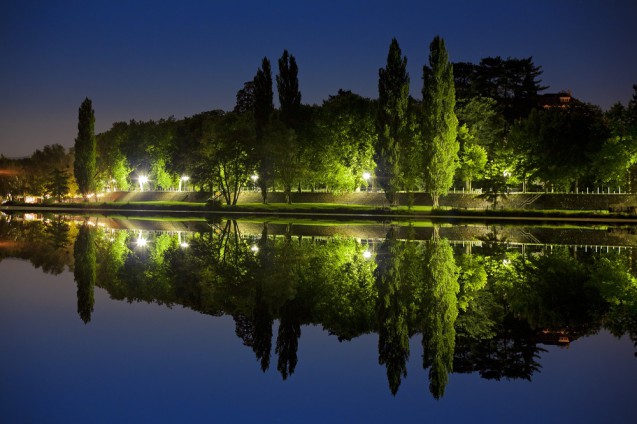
<box><xmin>1</xmin><ymin>214</ymin><xmax>637</xmax><ymax>398</ymax></box>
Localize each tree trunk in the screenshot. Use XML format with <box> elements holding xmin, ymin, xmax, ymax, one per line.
<box><xmin>431</xmin><ymin>194</ymin><xmax>439</xmax><ymax>209</ymax></box>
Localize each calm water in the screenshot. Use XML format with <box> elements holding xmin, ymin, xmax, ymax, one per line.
<box><xmin>1</xmin><ymin>214</ymin><xmax>636</xmax><ymax>423</ymax></box>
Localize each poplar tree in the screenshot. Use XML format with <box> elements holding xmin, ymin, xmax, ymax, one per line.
<box><xmin>377</xmin><ymin>38</ymin><xmax>409</xmax><ymax>205</ymax></box>
<box><xmin>73</xmin><ymin>98</ymin><xmax>96</xmax><ymax>201</ymax></box>
<box><xmin>422</xmin><ymin>36</ymin><xmax>459</xmax><ymax>208</ymax></box>
<box><xmin>253</xmin><ymin>58</ymin><xmax>274</xmax><ymax>203</ymax></box>
<box><xmin>276</xmin><ymin>50</ymin><xmax>301</xmax><ymax>129</ymax></box>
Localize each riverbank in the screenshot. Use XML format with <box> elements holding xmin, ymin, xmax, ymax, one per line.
<box><xmin>3</xmin><ymin>200</ymin><xmax>637</xmax><ymax>223</ymax></box>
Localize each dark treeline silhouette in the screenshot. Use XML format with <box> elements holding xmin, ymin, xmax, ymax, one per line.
<box><xmin>2</xmin><ymin>216</ymin><xmax>637</xmax><ymax>398</ymax></box>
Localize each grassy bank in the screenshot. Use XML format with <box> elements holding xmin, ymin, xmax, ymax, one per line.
<box><xmin>3</xmin><ymin>199</ymin><xmax>637</xmax><ymax>222</ymax></box>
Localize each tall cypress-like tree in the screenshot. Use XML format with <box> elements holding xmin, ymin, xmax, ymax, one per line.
<box><xmin>377</xmin><ymin>38</ymin><xmax>409</xmax><ymax>205</ymax></box>
<box><xmin>422</xmin><ymin>36</ymin><xmax>459</xmax><ymax>208</ymax></box>
<box><xmin>276</xmin><ymin>50</ymin><xmax>302</xmax><ymax>129</ymax></box>
<box><xmin>74</xmin><ymin>98</ymin><xmax>96</xmax><ymax>200</ymax></box>
<box><xmin>253</xmin><ymin>58</ymin><xmax>274</xmax><ymax>203</ymax></box>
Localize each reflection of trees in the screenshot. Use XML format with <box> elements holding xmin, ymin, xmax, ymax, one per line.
<box><xmin>73</xmin><ymin>223</ymin><xmax>96</xmax><ymax>324</ymax></box>
<box><xmin>510</xmin><ymin>247</ymin><xmax>603</xmax><ymax>333</ymax></box>
<box><xmin>3</xmin><ymin>217</ymin><xmax>637</xmax><ymax>395</ymax></box>
<box><xmin>420</xmin><ymin>232</ymin><xmax>459</xmax><ymax>399</ymax></box>
<box><xmin>375</xmin><ymin>228</ymin><xmax>410</xmax><ymax>395</ymax></box>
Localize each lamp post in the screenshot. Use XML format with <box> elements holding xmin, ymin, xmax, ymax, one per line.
<box><xmin>138</xmin><ymin>175</ymin><xmax>148</xmax><ymax>192</ymax></box>
<box><xmin>179</xmin><ymin>175</ymin><xmax>190</xmax><ymax>192</ymax></box>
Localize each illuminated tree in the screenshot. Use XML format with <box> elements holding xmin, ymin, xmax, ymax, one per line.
<box><xmin>377</xmin><ymin>38</ymin><xmax>409</xmax><ymax>204</ymax></box>
<box><xmin>74</xmin><ymin>98</ymin><xmax>97</xmax><ymax>200</ymax></box>
<box><xmin>422</xmin><ymin>36</ymin><xmax>459</xmax><ymax>208</ymax></box>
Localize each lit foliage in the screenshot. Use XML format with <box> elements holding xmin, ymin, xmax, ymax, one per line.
<box><xmin>73</xmin><ymin>98</ymin><xmax>96</xmax><ymax>199</ymax></box>
<box><xmin>422</xmin><ymin>36</ymin><xmax>459</xmax><ymax>208</ymax></box>
<box><xmin>377</xmin><ymin>38</ymin><xmax>409</xmax><ymax>204</ymax></box>
<box><xmin>421</xmin><ymin>235</ymin><xmax>459</xmax><ymax>399</ymax></box>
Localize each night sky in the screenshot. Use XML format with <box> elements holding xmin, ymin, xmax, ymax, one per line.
<box><xmin>1</xmin><ymin>0</ymin><xmax>636</xmax><ymax>158</ymax></box>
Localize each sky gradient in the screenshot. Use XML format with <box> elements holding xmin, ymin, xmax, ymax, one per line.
<box><xmin>1</xmin><ymin>0</ymin><xmax>636</xmax><ymax>158</ymax></box>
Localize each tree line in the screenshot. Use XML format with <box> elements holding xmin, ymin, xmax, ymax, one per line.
<box><xmin>2</xmin><ymin>37</ymin><xmax>636</xmax><ymax>204</ymax></box>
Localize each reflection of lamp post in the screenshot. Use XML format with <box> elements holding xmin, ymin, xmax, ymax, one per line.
<box><xmin>178</xmin><ymin>232</ymin><xmax>189</xmax><ymax>248</ymax></box>
<box><xmin>251</xmin><ymin>174</ymin><xmax>259</xmax><ymax>191</ymax></box>
<box><xmin>179</xmin><ymin>175</ymin><xmax>190</xmax><ymax>192</ymax></box>
<box><xmin>138</xmin><ymin>175</ymin><xmax>148</xmax><ymax>192</ymax></box>
<box><xmin>136</xmin><ymin>230</ymin><xmax>147</xmax><ymax>248</ymax></box>
<box><xmin>362</xmin><ymin>172</ymin><xmax>371</xmax><ymax>192</ymax></box>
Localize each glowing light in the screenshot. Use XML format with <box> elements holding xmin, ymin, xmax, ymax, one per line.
<box><xmin>363</xmin><ymin>250</ymin><xmax>372</xmax><ymax>259</ymax></box>
<box><xmin>251</xmin><ymin>174</ymin><xmax>259</xmax><ymax>182</ymax></box>
<box><xmin>138</xmin><ymin>175</ymin><xmax>148</xmax><ymax>191</ymax></box>
<box><xmin>502</xmin><ymin>259</ymin><xmax>511</xmax><ymax>265</ymax></box>
<box><xmin>136</xmin><ymin>231</ymin><xmax>148</xmax><ymax>248</ymax></box>
<box><xmin>362</xmin><ymin>172</ymin><xmax>371</xmax><ymax>181</ymax></box>
<box><xmin>251</xmin><ymin>245</ymin><xmax>259</xmax><ymax>253</ymax></box>
<box><xmin>178</xmin><ymin>175</ymin><xmax>190</xmax><ymax>191</ymax></box>
<box><xmin>180</xmin><ymin>242</ymin><xmax>189</xmax><ymax>248</ymax></box>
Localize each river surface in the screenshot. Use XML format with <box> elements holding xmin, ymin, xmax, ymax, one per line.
<box><xmin>1</xmin><ymin>214</ymin><xmax>636</xmax><ymax>423</ymax></box>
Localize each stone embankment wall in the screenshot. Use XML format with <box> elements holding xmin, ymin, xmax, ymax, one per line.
<box><xmin>98</xmin><ymin>190</ymin><xmax>636</xmax><ymax>211</ymax></box>
<box><xmin>237</xmin><ymin>191</ymin><xmax>636</xmax><ymax>210</ymax></box>
<box><xmin>100</xmin><ymin>191</ymin><xmax>210</xmax><ymax>203</ymax></box>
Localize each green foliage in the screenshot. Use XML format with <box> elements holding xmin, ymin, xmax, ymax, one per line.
<box><xmin>208</xmin><ymin>112</ymin><xmax>256</xmax><ymax>205</ymax></box>
<box><xmin>422</xmin><ymin>36</ymin><xmax>459</xmax><ymax>207</ymax></box>
<box><xmin>74</xmin><ymin>98</ymin><xmax>97</xmax><ymax>199</ymax></box>
<box><xmin>456</xmin><ymin>129</ymin><xmax>488</xmax><ymax>191</ymax></box>
<box><xmin>377</xmin><ymin>38</ymin><xmax>410</xmax><ymax>204</ymax></box>
<box><xmin>317</xmin><ymin>90</ymin><xmax>377</xmax><ymax>192</ymax></box>
<box><xmin>510</xmin><ymin>104</ymin><xmax>608</xmax><ymax>192</ymax></box>
<box><xmin>45</xmin><ymin>168</ymin><xmax>70</xmax><ymax>201</ymax></box>
<box><xmin>421</xmin><ymin>235</ymin><xmax>459</xmax><ymax>399</ymax></box>
<box><xmin>375</xmin><ymin>229</ymin><xmax>411</xmax><ymax>395</ymax></box>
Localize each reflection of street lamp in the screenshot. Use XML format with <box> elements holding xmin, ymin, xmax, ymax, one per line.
<box><xmin>178</xmin><ymin>232</ymin><xmax>189</xmax><ymax>248</ymax></box>
<box><xmin>251</xmin><ymin>174</ymin><xmax>259</xmax><ymax>191</ymax></box>
<box><xmin>179</xmin><ymin>175</ymin><xmax>190</xmax><ymax>192</ymax></box>
<box><xmin>138</xmin><ymin>175</ymin><xmax>148</xmax><ymax>192</ymax></box>
<box><xmin>136</xmin><ymin>230</ymin><xmax>147</xmax><ymax>248</ymax></box>
<box><xmin>362</xmin><ymin>172</ymin><xmax>371</xmax><ymax>192</ymax></box>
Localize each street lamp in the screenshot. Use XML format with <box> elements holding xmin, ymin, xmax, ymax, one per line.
<box><xmin>251</xmin><ymin>174</ymin><xmax>259</xmax><ymax>191</ymax></box>
<box><xmin>179</xmin><ymin>175</ymin><xmax>190</xmax><ymax>192</ymax></box>
<box><xmin>138</xmin><ymin>175</ymin><xmax>148</xmax><ymax>192</ymax></box>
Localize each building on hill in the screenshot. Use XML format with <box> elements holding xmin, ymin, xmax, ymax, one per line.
<box><xmin>538</xmin><ymin>90</ymin><xmax>578</xmax><ymax>108</ymax></box>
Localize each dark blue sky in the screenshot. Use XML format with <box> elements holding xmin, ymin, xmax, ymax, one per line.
<box><xmin>1</xmin><ymin>0</ymin><xmax>636</xmax><ymax>158</ymax></box>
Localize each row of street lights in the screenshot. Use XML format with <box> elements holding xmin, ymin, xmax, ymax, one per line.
<box><xmin>136</xmin><ymin>175</ymin><xmax>190</xmax><ymax>192</ymax></box>
<box><xmin>135</xmin><ymin>171</ymin><xmax>372</xmax><ymax>192</ymax></box>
